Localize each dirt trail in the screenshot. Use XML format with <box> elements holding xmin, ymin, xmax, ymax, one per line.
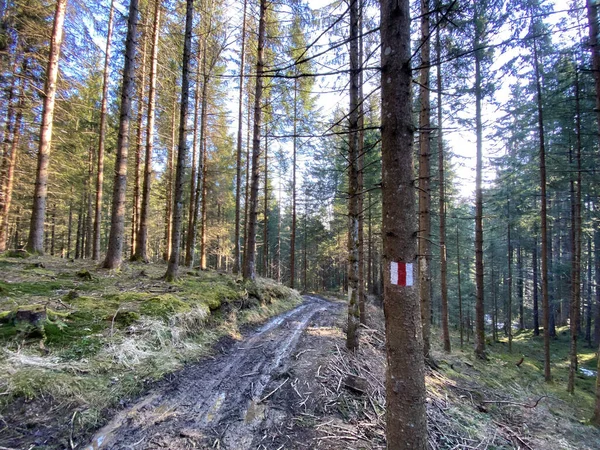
<box><xmin>85</xmin><ymin>295</ymin><xmax>342</xmax><ymax>449</ymax></box>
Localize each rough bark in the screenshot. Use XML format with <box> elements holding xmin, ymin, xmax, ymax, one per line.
<box><xmin>233</xmin><ymin>0</ymin><xmax>247</xmax><ymax>275</ymax></box>
<box><xmin>436</xmin><ymin>8</ymin><xmax>450</xmax><ymax>353</ymax></box>
<box><xmin>533</xmin><ymin>226</ymin><xmax>540</xmax><ymax>336</ymax></box>
<box><xmin>380</xmin><ymin>0</ymin><xmax>427</xmax><ymax>446</ymax></box>
<box><xmin>346</xmin><ymin>0</ymin><xmax>360</xmax><ymax>352</ymax></box>
<box><xmin>26</xmin><ymin>0</ymin><xmax>67</xmax><ymax>254</ymax></box>
<box><xmin>164</xmin><ymin>0</ymin><xmax>193</xmax><ymax>281</ymax></box>
<box><xmin>164</xmin><ymin>98</ymin><xmax>177</xmax><ymax>262</ymax></box>
<box><xmin>242</xmin><ymin>0</ymin><xmax>266</xmax><ymax>281</ymax></box>
<box><xmin>93</xmin><ymin>0</ymin><xmax>115</xmax><ymax>260</ymax></box>
<box><xmin>418</xmin><ymin>0</ymin><xmax>432</xmax><ymax>359</ymax></box>
<box><xmin>457</xmin><ymin>223</ymin><xmax>463</xmax><ymax>348</ymax></box>
<box><xmin>507</xmin><ymin>202</ymin><xmax>513</xmax><ymax>352</ymax></box>
<box><xmin>290</xmin><ymin>78</ymin><xmax>297</xmax><ymax>288</ymax></box>
<box><xmin>474</xmin><ymin>7</ymin><xmax>486</xmax><ymax>359</ymax></box>
<box><xmin>262</xmin><ymin>133</ymin><xmax>269</xmax><ymax>276</ymax></box>
<box><xmin>102</xmin><ymin>0</ymin><xmax>138</xmax><ymax>269</ymax></box>
<box><xmin>134</xmin><ymin>0</ymin><xmax>160</xmax><ymax>263</ymax></box>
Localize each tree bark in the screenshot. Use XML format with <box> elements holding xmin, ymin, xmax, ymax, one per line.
<box><xmin>102</xmin><ymin>0</ymin><xmax>138</xmax><ymax>269</ymax></box>
<box><xmin>457</xmin><ymin>222</ymin><xmax>463</xmax><ymax>348</ymax></box>
<box><xmin>418</xmin><ymin>0</ymin><xmax>432</xmax><ymax>359</ymax></box>
<box><xmin>233</xmin><ymin>0</ymin><xmax>247</xmax><ymax>275</ymax></box>
<box><xmin>93</xmin><ymin>0</ymin><xmax>115</xmax><ymax>260</ymax></box>
<box><xmin>346</xmin><ymin>0</ymin><xmax>360</xmax><ymax>352</ymax></box>
<box><xmin>290</xmin><ymin>78</ymin><xmax>297</xmax><ymax>288</ymax></box>
<box><xmin>134</xmin><ymin>0</ymin><xmax>160</xmax><ymax>263</ymax></box>
<box><xmin>26</xmin><ymin>0</ymin><xmax>67</xmax><ymax>254</ymax></box>
<box><xmin>507</xmin><ymin>200</ymin><xmax>513</xmax><ymax>352</ymax></box>
<box><xmin>533</xmin><ymin>225</ymin><xmax>540</xmax><ymax>336</ymax></box>
<box><xmin>474</xmin><ymin>5</ymin><xmax>486</xmax><ymax>359</ymax></box>
<box><xmin>262</xmin><ymin>133</ymin><xmax>269</xmax><ymax>276</ymax></box>
<box><xmin>243</xmin><ymin>0</ymin><xmax>266</xmax><ymax>281</ymax></box>
<box><xmin>380</xmin><ymin>0</ymin><xmax>427</xmax><ymax>446</ymax></box>
<box><xmin>532</xmin><ymin>27</ymin><xmax>551</xmax><ymax>382</ymax></box>
<box><xmin>436</xmin><ymin>7</ymin><xmax>450</xmax><ymax>353</ymax></box>
<box><xmin>164</xmin><ymin>0</ymin><xmax>193</xmax><ymax>281</ymax></box>
<box><xmin>164</xmin><ymin>98</ymin><xmax>177</xmax><ymax>262</ymax></box>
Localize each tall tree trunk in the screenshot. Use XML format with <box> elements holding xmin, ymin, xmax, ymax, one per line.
<box><xmin>457</xmin><ymin>222</ymin><xmax>463</xmax><ymax>348</ymax></box>
<box><xmin>290</xmin><ymin>78</ymin><xmax>297</xmax><ymax>288</ymax></box>
<box><xmin>26</xmin><ymin>0</ymin><xmax>67</xmax><ymax>254</ymax></box>
<box><xmin>199</xmin><ymin>75</ymin><xmax>209</xmax><ymax>270</ymax></box>
<box><xmin>131</xmin><ymin>14</ymin><xmax>149</xmax><ymax>259</ymax></box>
<box><xmin>85</xmin><ymin>144</ymin><xmax>93</xmax><ymax>258</ymax></box>
<box><xmin>134</xmin><ymin>0</ymin><xmax>160</xmax><ymax>262</ymax></box>
<box><xmin>0</xmin><ymin>62</ymin><xmax>26</xmax><ymax>252</ymax></box>
<box><xmin>418</xmin><ymin>0</ymin><xmax>432</xmax><ymax>359</ymax></box>
<box><xmin>164</xmin><ymin>0</ymin><xmax>193</xmax><ymax>281</ymax></box>
<box><xmin>586</xmin><ymin>234</ymin><xmax>592</xmax><ymax>346</ymax></box>
<box><xmin>242</xmin><ymin>0</ymin><xmax>266</xmax><ymax>281</ymax></box>
<box><xmin>346</xmin><ymin>0</ymin><xmax>360</xmax><ymax>352</ymax></box>
<box><xmin>517</xmin><ymin>241</ymin><xmax>524</xmax><ymax>330</ymax></box>
<box><xmin>534</xmin><ymin>225</ymin><xmax>540</xmax><ymax>336</ymax></box>
<box><xmin>381</xmin><ymin>0</ymin><xmax>427</xmax><ymax>445</ymax></box>
<box><xmin>507</xmin><ymin>199</ymin><xmax>513</xmax><ymax>352</ymax></box>
<box><xmin>436</xmin><ymin>10</ymin><xmax>450</xmax><ymax>353</ymax></box>
<box><xmin>103</xmin><ymin>0</ymin><xmax>138</xmax><ymax>269</ymax></box>
<box><xmin>532</xmin><ymin>29</ymin><xmax>551</xmax><ymax>382</ymax></box>
<box><xmin>164</xmin><ymin>98</ymin><xmax>177</xmax><ymax>261</ymax></box>
<box><xmin>93</xmin><ymin>0</ymin><xmax>115</xmax><ymax>260</ymax></box>
<box><xmin>185</xmin><ymin>45</ymin><xmax>202</xmax><ymax>268</ymax></box>
<box><xmin>357</xmin><ymin>1</ymin><xmax>366</xmax><ymax>326</ymax></box>
<box><xmin>262</xmin><ymin>133</ymin><xmax>269</xmax><ymax>276</ymax></box>
<box><xmin>233</xmin><ymin>0</ymin><xmax>247</xmax><ymax>275</ymax></box>
<box><xmin>568</xmin><ymin>69</ymin><xmax>582</xmax><ymax>394</ymax></box>
<box><xmin>491</xmin><ymin>244</ymin><xmax>497</xmax><ymax>343</ymax></box>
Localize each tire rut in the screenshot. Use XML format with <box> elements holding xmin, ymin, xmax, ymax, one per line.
<box><xmin>85</xmin><ymin>295</ymin><xmax>340</xmax><ymax>449</ymax></box>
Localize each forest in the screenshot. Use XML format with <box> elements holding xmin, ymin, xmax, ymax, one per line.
<box><xmin>1</xmin><ymin>0</ymin><xmax>600</xmax><ymax>448</ymax></box>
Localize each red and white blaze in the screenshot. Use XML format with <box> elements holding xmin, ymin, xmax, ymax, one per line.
<box><xmin>390</xmin><ymin>262</ymin><xmax>413</xmax><ymax>287</ymax></box>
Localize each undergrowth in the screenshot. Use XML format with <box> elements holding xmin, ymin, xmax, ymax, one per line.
<box><xmin>0</xmin><ymin>256</ymin><xmax>301</xmax><ymax>447</ymax></box>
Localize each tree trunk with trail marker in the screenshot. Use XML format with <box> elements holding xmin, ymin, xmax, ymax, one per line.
<box><xmin>26</xmin><ymin>0</ymin><xmax>67</xmax><ymax>254</ymax></box>
<box><xmin>380</xmin><ymin>0</ymin><xmax>427</xmax><ymax>446</ymax></box>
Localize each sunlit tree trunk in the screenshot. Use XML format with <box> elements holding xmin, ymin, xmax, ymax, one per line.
<box><xmin>290</xmin><ymin>77</ymin><xmax>298</xmax><ymax>288</ymax></box>
<box><xmin>93</xmin><ymin>0</ymin><xmax>114</xmax><ymax>260</ymax></box>
<box><xmin>346</xmin><ymin>0</ymin><xmax>360</xmax><ymax>351</ymax></box>
<box><xmin>134</xmin><ymin>0</ymin><xmax>160</xmax><ymax>262</ymax></box>
<box><xmin>243</xmin><ymin>0</ymin><xmax>266</xmax><ymax>281</ymax></box>
<box><xmin>233</xmin><ymin>0</ymin><xmax>247</xmax><ymax>275</ymax></box>
<box><xmin>381</xmin><ymin>0</ymin><xmax>427</xmax><ymax>444</ymax></box>
<box><xmin>165</xmin><ymin>0</ymin><xmax>193</xmax><ymax>281</ymax></box>
<box><xmin>26</xmin><ymin>0</ymin><xmax>67</xmax><ymax>254</ymax></box>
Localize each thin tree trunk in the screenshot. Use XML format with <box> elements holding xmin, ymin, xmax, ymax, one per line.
<box><xmin>437</xmin><ymin>11</ymin><xmax>450</xmax><ymax>352</ymax></box>
<box><xmin>517</xmin><ymin>241</ymin><xmax>524</xmax><ymax>330</ymax></box>
<box><xmin>290</xmin><ymin>78</ymin><xmax>297</xmax><ymax>288</ymax></box>
<box><xmin>357</xmin><ymin>0</ymin><xmax>366</xmax><ymax>326</ymax></box>
<box><xmin>457</xmin><ymin>222</ymin><xmax>463</xmax><ymax>348</ymax></box>
<box><xmin>534</xmin><ymin>225</ymin><xmax>540</xmax><ymax>336</ymax></box>
<box><xmin>507</xmin><ymin>200</ymin><xmax>513</xmax><ymax>352</ymax></box>
<box><xmin>242</xmin><ymin>0</ymin><xmax>266</xmax><ymax>281</ymax></box>
<box><xmin>380</xmin><ymin>0</ymin><xmax>427</xmax><ymax>444</ymax></box>
<box><xmin>26</xmin><ymin>0</ymin><xmax>67</xmax><ymax>254</ymax></box>
<box><xmin>85</xmin><ymin>144</ymin><xmax>93</xmax><ymax>258</ymax></box>
<box><xmin>199</xmin><ymin>75</ymin><xmax>209</xmax><ymax>270</ymax></box>
<box><xmin>418</xmin><ymin>0</ymin><xmax>432</xmax><ymax>359</ymax></box>
<box><xmin>491</xmin><ymin>245</ymin><xmax>497</xmax><ymax>343</ymax></box>
<box><xmin>164</xmin><ymin>0</ymin><xmax>193</xmax><ymax>281</ymax></box>
<box><xmin>346</xmin><ymin>0</ymin><xmax>360</xmax><ymax>352</ymax></box>
<box><xmin>568</xmin><ymin>68</ymin><xmax>583</xmax><ymax>394</ymax></box>
<box><xmin>263</xmin><ymin>132</ymin><xmax>269</xmax><ymax>276</ymax></box>
<box><xmin>134</xmin><ymin>0</ymin><xmax>160</xmax><ymax>262</ymax></box>
<box><xmin>233</xmin><ymin>0</ymin><xmax>247</xmax><ymax>275</ymax></box>
<box><xmin>0</xmin><ymin>63</ymin><xmax>26</xmax><ymax>252</ymax></box>
<box><xmin>93</xmin><ymin>0</ymin><xmax>115</xmax><ymax>260</ymax></box>
<box><xmin>532</xmin><ymin>28</ymin><xmax>551</xmax><ymax>382</ymax></box>
<box><xmin>164</xmin><ymin>98</ymin><xmax>177</xmax><ymax>261</ymax></box>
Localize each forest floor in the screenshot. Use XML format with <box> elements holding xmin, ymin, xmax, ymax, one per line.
<box><xmin>1</xmin><ymin>255</ymin><xmax>600</xmax><ymax>449</ymax></box>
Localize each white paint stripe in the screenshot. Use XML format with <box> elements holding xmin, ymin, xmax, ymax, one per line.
<box><xmin>406</xmin><ymin>263</ymin><xmax>414</xmax><ymax>286</ymax></box>
<box><xmin>390</xmin><ymin>261</ymin><xmax>398</xmax><ymax>285</ymax></box>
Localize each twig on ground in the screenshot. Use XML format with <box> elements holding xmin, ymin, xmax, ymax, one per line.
<box><xmin>259</xmin><ymin>378</ymin><xmax>289</xmax><ymax>403</ymax></box>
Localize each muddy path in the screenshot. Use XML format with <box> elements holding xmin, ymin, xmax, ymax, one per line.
<box><xmin>85</xmin><ymin>295</ymin><xmax>343</xmax><ymax>449</ymax></box>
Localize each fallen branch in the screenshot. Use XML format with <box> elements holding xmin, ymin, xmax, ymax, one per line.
<box><xmin>259</xmin><ymin>378</ymin><xmax>289</xmax><ymax>403</ymax></box>
<box><xmin>481</xmin><ymin>396</ymin><xmax>546</xmax><ymax>409</ymax></box>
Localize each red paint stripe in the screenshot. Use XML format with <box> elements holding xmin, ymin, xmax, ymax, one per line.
<box><xmin>398</xmin><ymin>262</ymin><xmax>406</xmax><ymax>286</ymax></box>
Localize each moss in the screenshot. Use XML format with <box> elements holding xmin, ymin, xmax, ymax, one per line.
<box><xmin>139</xmin><ymin>294</ymin><xmax>191</xmax><ymax>319</ymax></box>
<box><xmin>109</xmin><ymin>310</ymin><xmax>140</xmax><ymax>327</ymax></box>
<box><xmin>102</xmin><ymin>291</ymin><xmax>151</xmax><ymax>303</ymax></box>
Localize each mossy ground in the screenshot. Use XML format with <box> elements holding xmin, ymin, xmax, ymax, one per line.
<box><xmin>0</xmin><ymin>255</ymin><xmax>301</xmax><ymax>448</ymax></box>
<box><xmin>428</xmin><ymin>325</ymin><xmax>600</xmax><ymax>449</ymax></box>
